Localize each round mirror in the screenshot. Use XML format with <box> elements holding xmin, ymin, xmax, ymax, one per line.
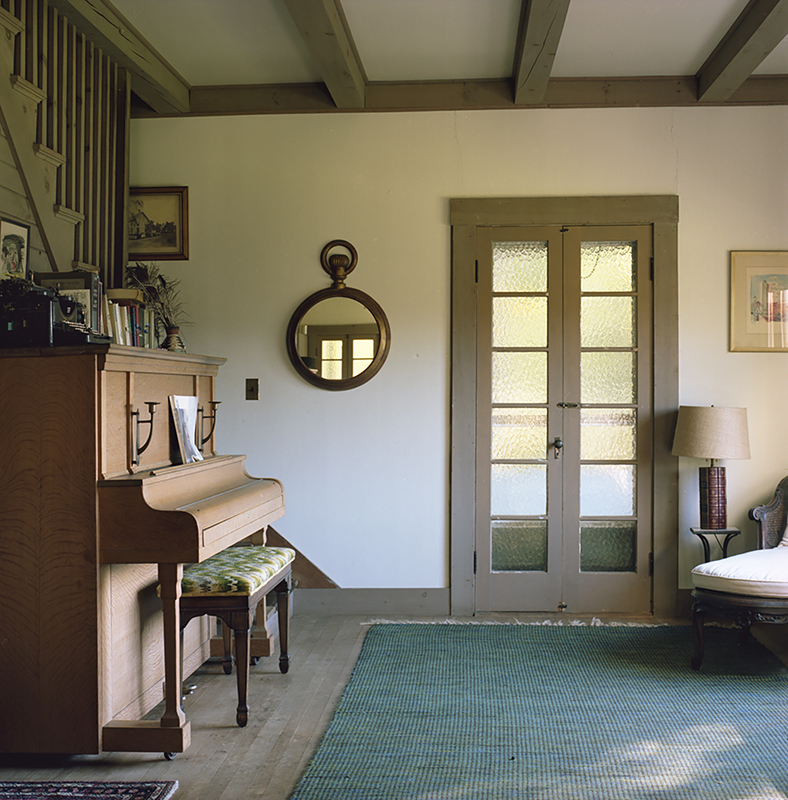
<box><xmin>286</xmin><ymin>242</ymin><xmax>391</xmax><ymax>390</ymax></box>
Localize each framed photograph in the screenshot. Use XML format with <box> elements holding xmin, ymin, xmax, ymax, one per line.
<box><xmin>1</xmin><ymin>218</ymin><xmax>30</xmax><ymax>280</ymax></box>
<box><xmin>731</xmin><ymin>251</ymin><xmax>788</xmax><ymax>351</ymax></box>
<box><xmin>128</xmin><ymin>187</ymin><xmax>189</xmax><ymax>260</ymax></box>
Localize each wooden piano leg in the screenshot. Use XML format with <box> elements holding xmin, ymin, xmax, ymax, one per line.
<box><xmin>102</xmin><ymin>563</ymin><xmax>191</xmax><ymax>755</ymax></box>
<box><xmin>158</xmin><ymin>562</ymin><xmax>187</xmax><ymax>729</ymax></box>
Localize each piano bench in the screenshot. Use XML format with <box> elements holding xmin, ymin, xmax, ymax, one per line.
<box><xmin>179</xmin><ymin>546</ymin><xmax>295</xmax><ymax>728</ymax></box>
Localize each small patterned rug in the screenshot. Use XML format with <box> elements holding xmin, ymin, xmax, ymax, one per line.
<box><xmin>0</xmin><ymin>783</ymin><xmax>177</xmax><ymax>800</ymax></box>
<box><xmin>289</xmin><ymin>624</ymin><xmax>788</xmax><ymax>799</ymax></box>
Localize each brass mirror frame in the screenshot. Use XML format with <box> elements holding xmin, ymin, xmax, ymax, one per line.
<box><xmin>286</xmin><ymin>241</ymin><xmax>392</xmax><ymax>391</ymax></box>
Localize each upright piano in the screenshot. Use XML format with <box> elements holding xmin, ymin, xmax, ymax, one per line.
<box><xmin>0</xmin><ymin>345</ymin><xmax>285</xmax><ymax>755</ymax></box>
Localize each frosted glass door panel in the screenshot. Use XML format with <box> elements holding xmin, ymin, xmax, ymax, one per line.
<box><xmin>493</xmin><ymin>297</ymin><xmax>547</xmax><ymax>348</ymax></box>
<box><xmin>581</xmin><ymin>297</ymin><xmax>635</xmax><ymax>348</ymax></box>
<box><xmin>492</xmin><ymin>352</ymin><xmax>547</xmax><ymax>403</ymax></box>
<box><xmin>580</xmin><ymin>522</ymin><xmax>637</xmax><ymax>572</ymax></box>
<box><xmin>491</xmin><ymin>464</ymin><xmax>546</xmax><ymax>516</ymax></box>
<box><xmin>580</xmin><ymin>243</ymin><xmax>636</xmax><ymax>292</ymax></box>
<box><xmin>492</xmin><ymin>242</ymin><xmax>547</xmax><ymax>292</ymax></box>
<box><xmin>580</xmin><ymin>409</ymin><xmax>637</xmax><ymax>460</ymax></box>
<box><xmin>580</xmin><ymin>465</ymin><xmax>635</xmax><ymax>516</ymax></box>
<box><xmin>321</xmin><ymin>340</ymin><xmax>342</xmax><ymax>379</ymax></box>
<box><xmin>581</xmin><ymin>352</ymin><xmax>635</xmax><ymax>404</ymax></box>
<box><xmin>492</xmin><ymin>521</ymin><xmax>548</xmax><ymax>572</ymax></box>
<box><xmin>322</xmin><ymin>340</ymin><xmax>341</xmax><ymax>359</ymax></box>
<box><xmin>492</xmin><ymin>408</ymin><xmax>547</xmax><ymax>460</ymax></box>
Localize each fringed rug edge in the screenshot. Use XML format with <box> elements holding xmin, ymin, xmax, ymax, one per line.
<box><xmin>362</xmin><ymin>617</ymin><xmax>672</xmax><ymax>627</ymax></box>
<box><xmin>0</xmin><ymin>781</ymin><xmax>179</xmax><ymax>800</ymax></box>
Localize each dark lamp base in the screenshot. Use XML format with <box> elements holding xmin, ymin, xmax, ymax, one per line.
<box><xmin>699</xmin><ymin>466</ymin><xmax>727</xmax><ymax>530</ymax></box>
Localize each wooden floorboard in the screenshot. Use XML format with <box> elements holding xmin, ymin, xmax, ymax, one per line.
<box><xmin>0</xmin><ymin>613</ymin><xmax>783</xmax><ymax>800</ymax></box>
<box><xmin>0</xmin><ymin>614</ymin><xmax>371</xmax><ymax>799</ymax></box>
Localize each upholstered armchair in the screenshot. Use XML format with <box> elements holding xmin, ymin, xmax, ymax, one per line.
<box><xmin>690</xmin><ymin>475</ymin><xmax>788</xmax><ymax>669</ymax></box>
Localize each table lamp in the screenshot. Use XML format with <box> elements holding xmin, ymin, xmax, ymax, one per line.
<box><xmin>671</xmin><ymin>405</ymin><xmax>750</xmax><ymax>529</ymax></box>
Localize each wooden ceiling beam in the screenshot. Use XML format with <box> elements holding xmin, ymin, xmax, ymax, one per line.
<box><xmin>281</xmin><ymin>0</ymin><xmax>366</xmax><ymax>109</ymax></box>
<box><xmin>697</xmin><ymin>0</ymin><xmax>788</xmax><ymax>103</ymax></box>
<box><xmin>512</xmin><ymin>0</ymin><xmax>571</xmax><ymax>105</ymax></box>
<box><xmin>48</xmin><ymin>0</ymin><xmax>190</xmax><ymax>114</ymax></box>
<box><xmin>133</xmin><ymin>76</ymin><xmax>788</xmax><ymax>119</ymax></box>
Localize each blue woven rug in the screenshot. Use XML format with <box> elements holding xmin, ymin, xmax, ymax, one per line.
<box><xmin>289</xmin><ymin>624</ymin><xmax>788</xmax><ymax>799</ymax></box>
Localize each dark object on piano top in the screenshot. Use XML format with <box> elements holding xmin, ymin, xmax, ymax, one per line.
<box><xmin>0</xmin><ymin>278</ymin><xmax>110</xmax><ymax>347</ymax></box>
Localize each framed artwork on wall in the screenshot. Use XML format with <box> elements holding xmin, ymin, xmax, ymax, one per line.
<box><xmin>1</xmin><ymin>218</ymin><xmax>30</xmax><ymax>280</ymax></box>
<box><xmin>730</xmin><ymin>250</ymin><xmax>788</xmax><ymax>352</ymax></box>
<box><xmin>128</xmin><ymin>186</ymin><xmax>189</xmax><ymax>260</ymax></box>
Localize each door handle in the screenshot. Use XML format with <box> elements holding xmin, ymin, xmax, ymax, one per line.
<box><xmin>553</xmin><ymin>437</ymin><xmax>563</xmax><ymax>459</ymax></box>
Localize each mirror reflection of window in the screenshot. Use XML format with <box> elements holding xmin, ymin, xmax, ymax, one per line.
<box><xmin>314</xmin><ymin>329</ymin><xmax>378</xmax><ymax>379</ymax></box>
<box><xmin>297</xmin><ymin>296</ymin><xmax>382</xmax><ymax>380</ymax></box>
<box><xmin>352</xmin><ymin>338</ymin><xmax>375</xmax><ymax>376</ymax></box>
<box><xmin>321</xmin><ymin>339</ymin><xmax>343</xmax><ymax>379</ymax></box>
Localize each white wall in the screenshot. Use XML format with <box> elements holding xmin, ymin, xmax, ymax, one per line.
<box><xmin>130</xmin><ymin>105</ymin><xmax>788</xmax><ymax>594</ymax></box>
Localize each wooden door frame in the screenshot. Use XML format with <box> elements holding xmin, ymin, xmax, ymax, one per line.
<box><xmin>450</xmin><ymin>196</ymin><xmax>679</xmax><ymax>617</ymax></box>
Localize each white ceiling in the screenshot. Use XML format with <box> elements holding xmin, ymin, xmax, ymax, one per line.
<box><xmin>109</xmin><ymin>0</ymin><xmax>788</xmax><ymax>88</ymax></box>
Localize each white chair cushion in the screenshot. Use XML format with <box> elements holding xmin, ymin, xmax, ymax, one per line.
<box><xmin>691</xmin><ymin>544</ymin><xmax>788</xmax><ymax>598</ymax></box>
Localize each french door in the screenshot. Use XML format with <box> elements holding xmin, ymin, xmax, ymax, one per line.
<box><xmin>474</xmin><ymin>225</ymin><xmax>653</xmax><ymax>613</ymax></box>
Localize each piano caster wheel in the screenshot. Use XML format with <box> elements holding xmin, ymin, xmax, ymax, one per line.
<box><xmin>236</xmin><ymin>709</ymin><xmax>248</xmax><ymax>727</ymax></box>
<box><xmin>250</xmin><ymin>656</ymin><xmax>259</xmax><ymax>666</ymax></box>
<box><xmin>163</xmin><ymin>752</ymin><xmax>177</xmax><ymax>761</ymax></box>
<box><xmin>279</xmin><ymin>656</ymin><xmax>290</xmax><ymax>674</ymax></box>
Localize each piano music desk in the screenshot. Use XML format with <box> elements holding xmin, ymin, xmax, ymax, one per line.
<box><xmin>0</xmin><ymin>345</ymin><xmax>285</xmax><ymax>756</ymax></box>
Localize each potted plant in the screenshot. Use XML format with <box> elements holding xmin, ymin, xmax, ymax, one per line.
<box><xmin>125</xmin><ymin>262</ymin><xmax>188</xmax><ymax>351</ymax></box>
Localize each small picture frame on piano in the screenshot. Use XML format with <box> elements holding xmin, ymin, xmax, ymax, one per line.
<box><xmin>169</xmin><ymin>395</ymin><xmax>203</xmax><ymax>464</ymax></box>
<box><xmin>1</xmin><ymin>217</ymin><xmax>30</xmax><ymax>280</ymax></box>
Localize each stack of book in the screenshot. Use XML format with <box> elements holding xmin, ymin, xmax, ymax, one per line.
<box><xmin>105</xmin><ymin>288</ymin><xmax>157</xmax><ymax>348</ymax></box>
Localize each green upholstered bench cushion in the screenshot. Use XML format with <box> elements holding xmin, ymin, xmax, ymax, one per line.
<box><xmin>180</xmin><ymin>546</ymin><xmax>295</xmax><ymax>596</ymax></box>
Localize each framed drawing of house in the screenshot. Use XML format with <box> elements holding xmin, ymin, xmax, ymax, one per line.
<box><xmin>730</xmin><ymin>251</ymin><xmax>788</xmax><ymax>352</ymax></box>
<box><xmin>129</xmin><ymin>187</ymin><xmax>189</xmax><ymax>260</ymax></box>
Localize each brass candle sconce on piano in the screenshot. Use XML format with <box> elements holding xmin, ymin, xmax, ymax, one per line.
<box><xmin>131</xmin><ymin>401</ymin><xmax>160</xmax><ymax>466</ymax></box>
<box><xmin>131</xmin><ymin>399</ymin><xmax>221</xmax><ymax>467</ymax></box>
<box><xmin>198</xmin><ymin>401</ymin><xmax>221</xmax><ymax>453</ymax></box>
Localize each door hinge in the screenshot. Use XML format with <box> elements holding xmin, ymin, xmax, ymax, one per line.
<box><xmin>649</xmin><ymin>552</ymin><xmax>654</xmax><ymax>576</ymax></box>
<box><xmin>650</xmin><ymin>257</ymin><xmax>654</xmax><ymax>281</ymax></box>
<box><xmin>475</xmin><ymin>260</ymin><xmax>479</xmax><ymax>283</ymax></box>
<box><xmin>473</xmin><ymin>550</ymin><xmax>477</xmax><ymax>574</ymax></box>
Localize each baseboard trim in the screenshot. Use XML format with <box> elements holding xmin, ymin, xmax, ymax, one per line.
<box><xmin>294</xmin><ymin>588</ymin><xmax>450</xmax><ymax>616</ymax></box>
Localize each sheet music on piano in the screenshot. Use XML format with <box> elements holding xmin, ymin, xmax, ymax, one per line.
<box><xmin>169</xmin><ymin>395</ymin><xmax>203</xmax><ymax>464</ymax></box>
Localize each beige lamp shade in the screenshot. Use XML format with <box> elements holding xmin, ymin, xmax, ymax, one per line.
<box><xmin>671</xmin><ymin>406</ymin><xmax>750</xmax><ymax>461</ymax></box>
